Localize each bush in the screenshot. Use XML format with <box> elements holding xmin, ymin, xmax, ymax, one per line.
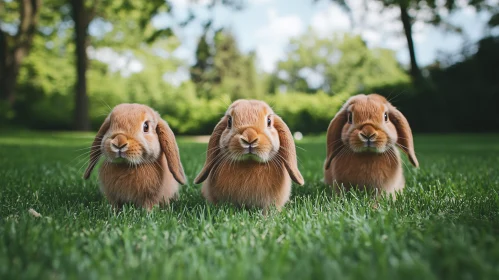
<box><xmin>373</xmin><ymin>36</ymin><xmax>499</xmax><ymax>133</ymax></box>
<box><xmin>10</xmin><ymin>36</ymin><xmax>499</xmax><ymax>134</ymax></box>
<box><xmin>264</xmin><ymin>91</ymin><xmax>348</xmax><ymax>134</ymax></box>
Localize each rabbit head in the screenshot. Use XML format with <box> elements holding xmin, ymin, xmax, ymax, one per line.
<box><xmin>83</xmin><ymin>103</ymin><xmax>186</xmax><ymax>185</ymax></box>
<box><xmin>325</xmin><ymin>94</ymin><xmax>418</xmax><ymax>170</ymax></box>
<box><xmin>195</xmin><ymin>99</ymin><xmax>304</xmax><ymax>186</ymax></box>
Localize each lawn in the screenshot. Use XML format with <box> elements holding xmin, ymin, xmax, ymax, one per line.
<box><xmin>1</xmin><ymin>132</ymin><xmax>498</xmax><ymax>279</ymax></box>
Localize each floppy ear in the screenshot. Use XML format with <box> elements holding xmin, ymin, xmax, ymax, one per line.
<box><xmin>324</xmin><ymin>108</ymin><xmax>347</xmax><ymax>170</ymax></box>
<box><xmin>274</xmin><ymin>115</ymin><xmax>304</xmax><ymax>186</ymax></box>
<box><xmin>83</xmin><ymin>116</ymin><xmax>110</xmax><ymax>179</ymax></box>
<box><xmin>388</xmin><ymin>105</ymin><xmax>419</xmax><ymax>167</ymax></box>
<box><xmin>157</xmin><ymin>119</ymin><xmax>187</xmax><ymax>185</ymax></box>
<box><xmin>194</xmin><ymin>116</ymin><xmax>227</xmax><ymax>184</ymax></box>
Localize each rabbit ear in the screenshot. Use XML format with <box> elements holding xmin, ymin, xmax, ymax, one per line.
<box><xmin>274</xmin><ymin>115</ymin><xmax>304</xmax><ymax>186</ymax></box>
<box><xmin>325</xmin><ymin>108</ymin><xmax>347</xmax><ymax>170</ymax></box>
<box><xmin>83</xmin><ymin>116</ymin><xmax>110</xmax><ymax>179</ymax></box>
<box><xmin>388</xmin><ymin>105</ymin><xmax>419</xmax><ymax>167</ymax></box>
<box><xmin>157</xmin><ymin>119</ymin><xmax>187</xmax><ymax>185</ymax></box>
<box><xmin>194</xmin><ymin>116</ymin><xmax>227</xmax><ymax>184</ymax></box>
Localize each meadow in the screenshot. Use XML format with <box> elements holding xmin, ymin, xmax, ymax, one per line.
<box><xmin>0</xmin><ymin>132</ymin><xmax>498</xmax><ymax>279</ymax></box>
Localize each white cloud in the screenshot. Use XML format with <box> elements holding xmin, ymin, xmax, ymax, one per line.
<box><xmin>169</xmin><ymin>0</ymin><xmax>211</xmax><ymax>7</ymax></box>
<box><xmin>163</xmin><ymin>67</ymin><xmax>190</xmax><ymax>87</ymax></box>
<box><xmin>170</xmin><ymin>0</ymin><xmax>275</xmax><ymax>9</ymax></box>
<box><xmin>304</xmin><ymin>0</ymin><xmax>456</xmax><ymax>67</ymax></box>
<box><xmin>256</xmin><ymin>9</ymin><xmax>304</xmax><ymax>40</ymax></box>
<box><xmin>252</xmin><ymin>0</ymin><xmax>411</xmax><ymax>73</ymax></box>
<box><xmin>347</xmin><ymin>0</ymin><xmax>403</xmax><ymax>48</ymax></box>
<box><xmin>254</xmin><ymin>9</ymin><xmax>304</xmax><ymax>72</ymax></box>
<box><xmin>249</xmin><ymin>0</ymin><xmax>273</xmax><ymax>4</ymax></box>
<box><xmin>101</xmin><ymin>0</ymin><xmax>494</xmax><ymax>79</ymax></box>
<box><xmin>310</xmin><ymin>5</ymin><xmax>351</xmax><ymax>36</ymax></box>
<box><xmin>87</xmin><ymin>47</ymin><xmax>143</xmax><ymax>77</ymax></box>
<box><xmin>256</xmin><ymin>45</ymin><xmax>282</xmax><ymax>72</ymax></box>
<box><xmin>308</xmin><ymin>0</ymin><xmax>411</xmax><ymax>48</ymax></box>
<box><xmin>172</xmin><ymin>45</ymin><xmax>195</xmax><ymax>64</ymax></box>
<box><xmin>298</xmin><ymin>68</ymin><xmax>324</xmax><ymax>89</ymax></box>
<box><xmin>88</xmin><ymin>46</ymin><xmax>190</xmax><ymax>85</ymax></box>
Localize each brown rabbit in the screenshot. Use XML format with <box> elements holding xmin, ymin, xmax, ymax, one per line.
<box><xmin>194</xmin><ymin>99</ymin><xmax>304</xmax><ymax>210</ymax></box>
<box><xmin>324</xmin><ymin>94</ymin><xmax>418</xmax><ymax>195</ymax></box>
<box><xmin>83</xmin><ymin>104</ymin><xmax>186</xmax><ymax>210</ymax></box>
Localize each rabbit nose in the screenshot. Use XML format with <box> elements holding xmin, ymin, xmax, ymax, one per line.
<box><xmin>240</xmin><ymin>128</ymin><xmax>259</xmax><ymax>147</ymax></box>
<box><xmin>111</xmin><ymin>135</ymin><xmax>128</xmax><ymax>150</ymax></box>
<box><xmin>359</xmin><ymin>132</ymin><xmax>377</xmax><ymax>140</ymax></box>
<box><xmin>359</xmin><ymin>129</ymin><xmax>377</xmax><ymax>141</ymax></box>
<box><xmin>240</xmin><ymin>136</ymin><xmax>259</xmax><ymax>146</ymax></box>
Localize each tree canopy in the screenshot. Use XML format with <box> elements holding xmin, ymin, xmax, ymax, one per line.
<box><xmin>1</xmin><ymin>0</ymin><xmax>498</xmax><ymax>133</ymax></box>
<box><xmin>274</xmin><ymin>31</ymin><xmax>409</xmax><ymax>95</ymax></box>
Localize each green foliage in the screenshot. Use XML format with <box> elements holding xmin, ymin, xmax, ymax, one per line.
<box><xmin>13</xmin><ymin>31</ymin><xmax>499</xmax><ymax>134</ymax></box>
<box><xmin>89</xmin><ymin>1</ymin><xmax>173</xmax><ymax>49</ymax></box>
<box><xmin>274</xmin><ymin>32</ymin><xmax>410</xmax><ymax>95</ymax></box>
<box><xmin>0</xmin><ymin>0</ymin><xmax>23</xmax><ymax>25</ymax></box>
<box><xmin>5</xmin><ymin>1</ymin><xmax>498</xmax><ymax>134</ymax></box>
<box><xmin>265</xmin><ymin>91</ymin><xmax>350</xmax><ymax>134</ymax></box>
<box><xmin>190</xmin><ymin>33</ymin><xmax>218</xmax><ymax>99</ymax></box>
<box><xmin>372</xmin><ymin>36</ymin><xmax>499</xmax><ymax>133</ymax></box>
<box><xmin>1</xmin><ymin>133</ymin><xmax>499</xmax><ymax>279</ymax></box>
<box><xmin>14</xmin><ymin>35</ymin><xmax>76</xmax><ymax>129</ymax></box>
<box><xmin>190</xmin><ymin>29</ymin><xmax>264</xmax><ymax>100</ymax></box>
<box><xmin>329</xmin><ymin>0</ymin><xmax>495</xmax><ymax>32</ymax></box>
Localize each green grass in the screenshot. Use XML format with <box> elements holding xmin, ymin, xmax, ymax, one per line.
<box><xmin>1</xmin><ymin>132</ymin><xmax>499</xmax><ymax>280</ymax></box>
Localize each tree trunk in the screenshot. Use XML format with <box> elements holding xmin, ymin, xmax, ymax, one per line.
<box><xmin>399</xmin><ymin>3</ymin><xmax>423</xmax><ymax>82</ymax></box>
<box><xmin>0</xmin><ymin>31</ymin><xmax>15</xmax><ymax>106</ymax></box>
<box><xmin>0</xmin><ymin>58</ymin><xmax>18</xmax><ymax>108</ymax></box>
<box><xmin>72</xmin><ymin>0</ymin><xmax>91</xmax><ymax>131</ymax></box>
<box><xmin>0</xmin><ymin>0</ymin><xmax>41</xmax><ymax>109</ymax></box>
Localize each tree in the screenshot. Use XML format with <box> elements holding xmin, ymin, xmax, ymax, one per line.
<box><xmin>275</xmin><ymin>31</ymin><xmax>409</xmax><ymax>95</ymax></box>
<box><xmin>397</xmin><ymin>0</ymin><xmax>420</xmax><ymax>81</ymax></box>
<box><xmin>382</xmin><ymin>0</ymin><xmax>494</xmax><ymax>83</ymax></box>
<box><xmin>68</xmin><ymin>0</ymin><xmax>245</xmax><ymax>130</ymax></box>
<box><xmin>243</xmin><ymin>51</ymin><xmax>262</xmax><ymax>99</ymax></box>
<box><xmin>212</xmin><ymin>30</ymin><xmax>247</xmax><ymax>99</ymax></box>
<box><xmin>322</xmin><ymin>0</ymin><xmax>493</xmax><ymax>83</ymax></box>
<box><xmin>69</xmin><ymin>0</ymin><xmax>159</xmax><ymax>130</ymax></box>
<box><xmin>61</xmin><ymin>0</ymin><xmax>174</xmax><ymax>130</ymax></box>
<box><xmin>190</xmin><ymin>29</ymin><xmax>262</xmax><ymax>100</ymax></box>
<box><xmin>0</xmin><ymin>0</ymin><xmax>41</xmax><ymax>114</ymax></box>
<box><xmin>71</xmin><ymin>0</ymin><xmax>94</xmax><ymax>130</ymax></box>
<box><xmin>190</xmin><ymin>32</ymin><xmax>216</xmax><ymax>99</ymax></box>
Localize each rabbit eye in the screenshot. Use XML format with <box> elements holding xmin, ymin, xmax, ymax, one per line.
<box><xmin>227</xmin><ymin>116</ymin><xmax>232</xmax><ymax>129</ymax></box>
<box><xmin>143</xmin><ymin>121</ymin><xmax>149</xmax><ymax>132</ymax></box>
<box><xmin>347</xmin><ymin>112</ymin><xmax>353</xmax><ymax>124</ymax></box>
<box><xmin>267</xmin><ymin>116</ymin><xmax>271</xmax><ymax>127</ymax></box>
<box><xmin>384</xmin><ymin>112</ymin><xmax>388</xmax><ymax>122</ymax></box>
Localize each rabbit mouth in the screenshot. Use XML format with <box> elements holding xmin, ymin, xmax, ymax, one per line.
<box><xmin>352</xmin><ymin>143</ymin><xmax>389</xmax><ymax>154</ymax></box>
<box><xmin>348</xmin><ymin>132</ymin><xmax>390</xmax><ymax>154</ymax></box>
<box><xmin>109</xmin><ymin>155</ymin><xmax>146</xmax><ymax>165</ymax></box>
<box><xmin>364</xmin><ymin>141</ymin><xmax>379</xmax><ymax>150</ymax></box>
<box><xmin>360</xmin><ymin>146</ymin><xmax>382</xmax><ymax>153</ymax></box>
<box><xmin>234</xmin><ymin>152</ymin><xmax>268</xmax><ymax>163</ymax></box>
<box><xmin>110</xmin><ymin>152</ymin><xmax>130</xmax><ymax>163</ymax></box>
<box><xmin>108</xmin><ymin>152</ymin><xmax>139</xmax><ymax>164</ymax></box>
<box><xmin>111</xmin><ymin>157</ymin><xmax>128</xmax><ymax>164</ymax></box>
<box><xmin>347</xmin><ymin>138</ymin><xmax>386</xmax><ymax>153</ymax></box>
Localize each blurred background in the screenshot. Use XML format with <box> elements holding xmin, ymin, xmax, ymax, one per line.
<box><xmin>1</xmin><ymin>0</ymin><xmax>498</xmax><ymax>135</ymax></box>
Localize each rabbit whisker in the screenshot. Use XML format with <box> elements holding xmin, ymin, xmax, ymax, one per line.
<box><xmin>73</xmin><ymin>151</ymin><xmax>101</xmax><ymax>171</ymax></box>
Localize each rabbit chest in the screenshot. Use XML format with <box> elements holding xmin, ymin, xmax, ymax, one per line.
<box><xmin>327</xmin><ymin>149</ymin><xmax>404</xmax><ymax>192</ymax></box>
<box><xmin>98</xmin><ymin>155</ymin><xmax>178</xmax><ymax>207</ymax></box>
<box><xmin>205</xmin><ymin>160</ymin><xmax>292</xmax><ymax>208</ymax></box>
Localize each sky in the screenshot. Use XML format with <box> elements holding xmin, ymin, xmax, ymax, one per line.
<box><xmin>92</xmin><ymin>0</ymin><xmax>497</xmax><ymax>84</ymax></box>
